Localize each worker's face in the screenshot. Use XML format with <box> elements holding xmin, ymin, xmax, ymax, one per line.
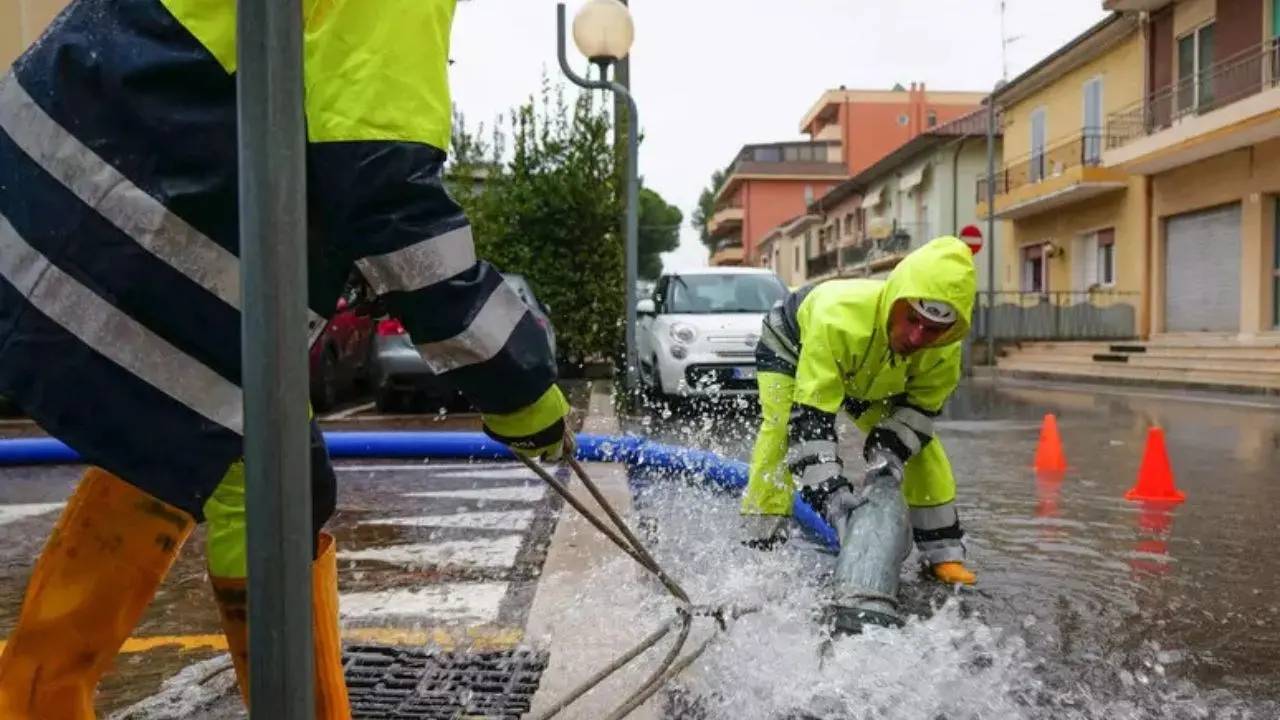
<box><xmin>888</xmin><ymin>300</ymin><xmax>953</xmax><ymax>355</ymax></box>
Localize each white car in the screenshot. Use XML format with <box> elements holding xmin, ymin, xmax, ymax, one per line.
<box><xmin>635</xmin><ymin>267</ymin><xmax>790</xmax><ymax>400</ymax></box>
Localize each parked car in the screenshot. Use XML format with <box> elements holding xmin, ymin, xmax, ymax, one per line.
<box><xmin>635</xmin><ymin>267</ymin><xmax>788</xmax><ymax>402</ymax></box>
<box><xmin>370</xmin><ymin>273</ymin><xmax>557</xmax><ymax>413</ymax></box>
<box><xmin>309</xmin><ymin>283</ymin><xmax>376</xmax><ymax>412</ymax></box>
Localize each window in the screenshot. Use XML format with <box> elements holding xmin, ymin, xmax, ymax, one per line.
<box><xmin>1096</xmin><ymin>229</ymin><xmax>1115</xmax><ymax>287</ymax></box>
<box><xmin>803</xmin><ymin>185</ymin><xmax>815</xmax><ymax>205</ymax></box>
<box><xmin>794</xmin><ymin>246</ymin><xmax>801</xmax><ymax>275</ymax></box>
<box><xmin>1029</xmin><ymin>108</ymin><xmax>1047</xmax><ymax>183</ymax></box>
<box><xmin>927</xmin><ymin>111</ymin><xmax>938</xmax><ymax>128</ymax></box>
<box><xmin>1022</xmin><ymin>245</ymin><xmax>1047</xmax><ymax>293</ymax></box>
<box><xmin>897</xmin><ymin>114</ymin><xmax>909</xmax><ymax>126</ymax></box>
<box><xmin>1082</xmin><ymin>76</ymin><xmax>1104</xmax><ymax>164</ymax></box>
<box><xmin>1177</xmin><ymin>23</ymin><xmax>1214</xmax><ymax>114</ymax></box>
<box><xmin>665</xmin><ymin>273</ymin><xmax>789</xmax><ymax>314</ymax></box>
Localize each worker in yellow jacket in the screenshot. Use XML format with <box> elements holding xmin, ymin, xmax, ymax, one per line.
<box><xmin>0</xmin><ymin>0</ymin><xmax>570</xmax><ymax>717</ymax></box>
<box><xmin>740</xmin><ymin>235</ymin><xmax>978</xmax><ymax>585</ymax></box>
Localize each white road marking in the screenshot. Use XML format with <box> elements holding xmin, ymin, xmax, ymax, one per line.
<box><xmin>339</xmin><ymin>583</ymin><xmax>509</xmax><ymax>623</ymax></box>
<box><xmin>429</xmin><ymin>468</ymin><xmax>540</xmax><ymax>480</ymax></box>
<box><xmin>341</xmin><ymin>535</ymin><xmax>525</xmax><ymax>568</ymax></box>
<box><xmin>362</xmin><ymin>510</ymin><xmax>536</xmax><ymax>531</ymax></box>
<box><xmin>0</xmin><ymin>503</ymin><xmax>64</xmax><ymax>526</ymax></box>
<box><xmin>317</xmin><ymin>401</ymin><xmax>377</xmax><ymax>421</ymax></box>
<box><xmin>404</xmin><ymin>486</ymin><xmax>546</xmax><ymax>503</ymax></box>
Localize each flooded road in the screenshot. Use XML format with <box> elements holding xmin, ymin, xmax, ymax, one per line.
<box><xmin>616</xmin><ymin>379</ymin><xmax>1280</xmax><ymax>718</ymax></box>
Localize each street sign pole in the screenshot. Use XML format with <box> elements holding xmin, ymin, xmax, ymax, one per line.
<box><xmin>236</xmin><ymin>0</ymin><xmax>316</xmax><ymax>714</ymax></box>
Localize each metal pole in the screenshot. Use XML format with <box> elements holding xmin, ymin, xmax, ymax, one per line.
<box><xmin>984</xmin><ymin>85</ymin><xmax>998</xmax><ymax>367</ymax></box>
<box><xmin>236</xmin><ymin>0</ymin><xmax>315</xmax><ymax>713</ymax></box>
<box><xmin>556</xmin><ymin>3</ymin><xmax>641</xmax><ymax>397</ymax></box>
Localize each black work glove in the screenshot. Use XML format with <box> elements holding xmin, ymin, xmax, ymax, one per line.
<box><xmin>799</xmin><ymin>476</ymin><xmax>865</xmax><ymax>531</ymax></box>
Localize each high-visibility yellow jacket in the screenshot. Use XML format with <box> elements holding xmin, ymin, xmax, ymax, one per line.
<box><xmin>763</xmin><ymin>236</ymin><xmax>976</xmax><ymax>479</ymax></box>
<box><xmin>0</xmin><ymin>0</ymin><xmax>563</xmax><ymax>519</ymax></box>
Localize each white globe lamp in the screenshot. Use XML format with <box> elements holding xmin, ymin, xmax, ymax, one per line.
<box><xmin>571</xmin><ymin>0</ymin><xmax>634</xmax><ymax>66</ymax></box>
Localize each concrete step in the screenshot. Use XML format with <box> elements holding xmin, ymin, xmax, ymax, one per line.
<box><xmin>1145</xmin><ymin>333</ymin><xmax>1280</xmax><ymax>348</ymax></box>
<box><xmin>996</xmin><ymin>359</ymin><xmax>1280</xmax><ymax>391</ymax></box>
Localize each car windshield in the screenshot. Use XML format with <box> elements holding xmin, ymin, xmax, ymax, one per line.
<box><xmin>666</xmin><ymin>273</ymin><xmax>787</xmax><ymax>314</ymax></box>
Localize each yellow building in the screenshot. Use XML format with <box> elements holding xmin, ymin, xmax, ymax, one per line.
<box><xmin>1104</xmin><ymin>0</ymin><xmax>1280</xmax><ymax>338</ymax></box>
<box><xmin>977</xmin><ymin>14</ymin><xmax>1148</xmax><ymax>336</ymax></box>
<box><xmin>984</xmin><ymin>3</ymin><xmax>1280</xmax><ymax>393</ymax></box>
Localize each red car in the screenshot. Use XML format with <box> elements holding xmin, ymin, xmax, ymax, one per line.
<box><xmin>309</xmin><ymin>284</ymin><xmax>376</xmax><ymax>412</ymax></box>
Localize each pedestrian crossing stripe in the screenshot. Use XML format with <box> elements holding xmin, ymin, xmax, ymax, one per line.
<box><xmin>0</xmin><ymin>625</ymin><xmax>525</xmax><ymax>656</ymax></box>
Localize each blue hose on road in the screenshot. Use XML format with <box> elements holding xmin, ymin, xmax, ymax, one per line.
<box><xmin>0</xmin><ymin>431</ymin><xmax>839</xmax><ymax>549</ymax></box>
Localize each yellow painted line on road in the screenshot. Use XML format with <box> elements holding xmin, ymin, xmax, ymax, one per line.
<box><xmin>0</xmin><ymin>625</ymin><xmax>524</xmax><ymax>655</ymax></box>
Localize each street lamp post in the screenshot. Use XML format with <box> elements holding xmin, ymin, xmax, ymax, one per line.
<box><xmin>983</xmin><ymin>80</ymin><xmax>1004</xmax><ymax>368</ymax></box>
<box><xmin>556</xmin><ymin>0</ymin><xmax>640</xmax><ymax>398</ymax></box>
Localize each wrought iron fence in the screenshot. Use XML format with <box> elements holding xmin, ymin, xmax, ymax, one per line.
<box><xmin>969</xmin><ymin>290</ymin><xmax>1139</xmax><ymax>341</ymax></box>
<box><xmin>975</xmin><ymin>128</ymin><xmax>1107</xmax><ymax>204</ymax></box>
<box><xmin>1107</xmin><ymin>38</ymin><xmax>1280</xmax><ymax>150</ymax></box>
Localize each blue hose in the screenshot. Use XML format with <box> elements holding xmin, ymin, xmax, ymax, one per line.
<box><xmin>0</xmin><ymin>430</ymin><xmax>839</xmax><ymax>548</ymax></box>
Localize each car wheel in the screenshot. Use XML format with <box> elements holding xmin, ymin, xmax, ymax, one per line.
<box><xmin>312</xmin><ymin>350</ymin><xmax>339</xmax><ymax>412</ymax></box>
<box><xmin>374</xmin><ymin>386</ymin><xmax>399</xmax><ymax>414</ymax></box>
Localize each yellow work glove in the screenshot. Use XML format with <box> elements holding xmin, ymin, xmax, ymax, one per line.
<box><xmin>481</xmin><ymin>385</ymin><xmax>574</xmax><ymax>462</ymax></box>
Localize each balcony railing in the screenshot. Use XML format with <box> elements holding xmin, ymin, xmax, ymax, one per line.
<box><xmin>727</xmin><ymin>140</ymin><xmax>846</xmax><ymax>177</ymax></box>
<box><xmin>1106</xmin><ymin>37</ymin><xmax>1280</xmax><ymax>150</ymax></box>
<box><xmin>805</xmin><ymin>225</ymin><xmax>924</xmax><ymax>280</ymax></box>
<box><xmin>806</xmin><ymin>249</ymin><xmax>840</xmax><ymax>279</ymax></box>
<box><xmin>713</xmin><ymin>238</ymin><xmax>743</xmax><ymax>252</ymax></box>
<box><xmin>713</xmin><ymin>196</ymin><xmax>743</xmax><ymax>212</ymax></box>
<box><xmin>970</xmin><ymin>291</ymin><xmax>1139</xmax><ymax>341</ymax></box>
<box><xmin>976</xmin><ymin>128</ymin><xmax>1107</xmax><ymax>203</ymax></box>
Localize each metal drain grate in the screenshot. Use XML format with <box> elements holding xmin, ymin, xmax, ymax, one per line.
<box><xmin>344</xmin><ymin>643</ymin><xmax>549</xmax><ymax>719</ymax></box>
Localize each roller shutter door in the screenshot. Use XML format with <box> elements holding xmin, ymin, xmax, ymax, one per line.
<box><xmin>1163</xmin><ymin>203</ymin><xmax>1241</xmax><ymax>333</ymax></box>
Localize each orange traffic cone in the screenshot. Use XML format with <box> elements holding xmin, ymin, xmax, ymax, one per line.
<box><xmin>1034</xmin><ymin>413</ymin><xmax>1067</xmax><ymax>473</ymax></box>
<box><xmin>1124</xmin><ymin>427</ymin><xmax>1185</xmax><ymax>503</ymax></box>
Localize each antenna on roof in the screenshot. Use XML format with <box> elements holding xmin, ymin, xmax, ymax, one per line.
<box><xmin>1000</xmin><ymin>0</ymin><xmax>1024</xmax><ymax>81</ymax></box>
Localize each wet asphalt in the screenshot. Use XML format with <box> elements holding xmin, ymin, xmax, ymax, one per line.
<box><xmin>2</xmin><ymin>378</ymin><xmax>1280</xmax><ymax>716</ymax></box>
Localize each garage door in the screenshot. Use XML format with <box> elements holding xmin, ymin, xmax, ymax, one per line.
<box><xmin>1164</xmin><ymin>203</ymin><xmax>1241</xmax><ymax>333</ymax></box>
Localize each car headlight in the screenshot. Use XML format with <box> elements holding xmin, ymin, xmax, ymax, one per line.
<box><xmin>669</xmin><ymin>323</ymin><xmax>697</xmax><ymax>345</ymax></box>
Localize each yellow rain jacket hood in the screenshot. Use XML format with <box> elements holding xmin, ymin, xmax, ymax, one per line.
<box><xmin>791</xmin><ymin>235</ymin><xmax>977</xmax><ymax>417</ymax></box>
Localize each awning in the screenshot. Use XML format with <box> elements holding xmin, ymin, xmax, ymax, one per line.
<box><xmin>899</xmin><ymin>163</ymin><xmax>928</xmax><ymax>192</ymax></box>
<box><xmin>860</xmin><ymin>187</ymin><xmax>883</xmax><ymax>210</ymax></box>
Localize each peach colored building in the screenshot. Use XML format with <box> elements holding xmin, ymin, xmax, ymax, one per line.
<box><xmin>2</xmin><ymin>0</ymin><xmax>66</xmax><ymax>68</ymax></box>
<box><xmin>708</xmin><ymin>84</ymin><xmax>987</xmax><ymax>267</ymax></box>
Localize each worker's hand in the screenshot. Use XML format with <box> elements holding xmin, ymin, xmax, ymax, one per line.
<box><xmin>481</xmin><ymin>385</ymin><xmax>575</xmax><ymax>463</ymax></box>
<box><xmin>799</xmin><ymin>476</ymin><xmax>865</xmax><ymax>531</ymax></box>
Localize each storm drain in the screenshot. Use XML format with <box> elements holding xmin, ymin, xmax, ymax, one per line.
<box><xmin>344</xmin><ymin>643</ymin><xmax>549</xmax><ymax>719</ymax></box>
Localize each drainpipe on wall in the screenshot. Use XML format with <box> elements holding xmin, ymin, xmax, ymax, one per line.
<box><xmin>1139</xmin><ymin>11</ymin><xmax>1153</xmax><ymax>340</ymax></box>
<box><xmin>951</xmin><ymin>137</ymin><xmax>972</xmax><ymax>235</ymax></box>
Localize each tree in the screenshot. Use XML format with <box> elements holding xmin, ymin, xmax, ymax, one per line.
<box><xmin>444</xmin><ymin>74</ymin><xmax>624</xmax><ymax>366</ymax></box>
<box><xmin>690</xmin><ymin>168</ymin><xmax>728</xmax><ymax>251</ymax></box>
<box><xmin>637</xmin><ymin>186</ymin><xmax>682</xmax><ymax>279</ymax></box>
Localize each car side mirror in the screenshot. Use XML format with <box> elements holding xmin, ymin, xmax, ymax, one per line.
<box><xmin>636</xmin><ymin>298</ymin><xmax>656</xmax><ymax>315</ymax></box>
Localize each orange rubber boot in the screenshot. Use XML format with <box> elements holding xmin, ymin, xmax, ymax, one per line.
<box><xmin>0</xmin><ymin>467</ymin><xmax>194</xmax><ymax>719</ymax></box>
<box><xmin>931</xmin><ymin>561</ymin><xmax>977</xmax><ymax>585</ymax></box>
<box><xmin>209</xmin><ymin>531</ymin><xmax>351</xmax><ymax>718</ymax></box>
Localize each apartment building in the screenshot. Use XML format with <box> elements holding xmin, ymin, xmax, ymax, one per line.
<box><xmin>708</xmin><ymin>85</ymin><xmax>986</xmax><ymax>267</ymax></box>
<box><xmin>1104</xmin><ymin>0</ymin><xmax>1280</xmax><ymax>337</ymax></box>
<box><xmin>976</xmin><ymin>14</ymin><xmax>1148</xmax><ymax>333</ymax></box>
<box><xmin>805</xmin><ymin>109</ymin><xmax>1003</xmax><ymax>288</ymax></box>
<box><xmin>757</xmin><ymin>213</ymin><xmax>819</xmax><ymax>288</ymax></box>
<box><xmin>989</xmin><ymin>0</ymin><xmax>1280</xmax><ymax>393</ymax></box>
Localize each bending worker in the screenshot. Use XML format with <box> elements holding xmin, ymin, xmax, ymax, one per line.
<box><xmin>740</xmin><ymin>235</ymin><xmax>978</xmax><ymax>586</ymax></box>
<box><xmin>0</xmin><ymin>0</ymin><xmax>570</xmax><ymax>717</ymax></box>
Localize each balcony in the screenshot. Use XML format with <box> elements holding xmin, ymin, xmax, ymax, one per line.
<box><xmin>707</xmin><ymin>197</ymin><xmax>744</xmax><ymax>238</ymax></box>
<box><xmin>1105</xmin><ymin>38</ymin><xmax>1280</xmax><ymax>175</ymax></box>
<box><xmin>1102</xmin><ymin>0</ymin><xmax>1171</xmax><ymax>11</ymax></box>
<box><xmin>975</xmin><ymin>128</ymin><xmax>1127</xmax><ymax>220</ymax></box>
<box><xmin>723</xmin><ymin>141</ymin><xmax>846</xmax><ymax>182</ymax></box>
<box><xmin>806</xmin><ymin>225</ymin><xmax>922</xmax><ymax>280</ymax></box>
<box><xmin>709</xmin><ymin>238</ymin><xmax>745</xmax><ymax>267</ymax></box>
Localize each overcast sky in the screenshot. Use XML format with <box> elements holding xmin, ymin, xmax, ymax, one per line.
<box><xmin>449</xmin><ymin>0</ymin><xmax>1109</xmax><ymax>274</ymax></box>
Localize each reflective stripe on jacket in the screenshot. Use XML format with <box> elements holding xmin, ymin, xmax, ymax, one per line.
<box><xmin>777</xmin><ymin>236</ymin><xmax>977</xmax><ymax>482</ymax></box>
<box><xmin>0</xmin><ymin>0</ymin><xmax>557</xmax><ymax>519</ymax></box>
